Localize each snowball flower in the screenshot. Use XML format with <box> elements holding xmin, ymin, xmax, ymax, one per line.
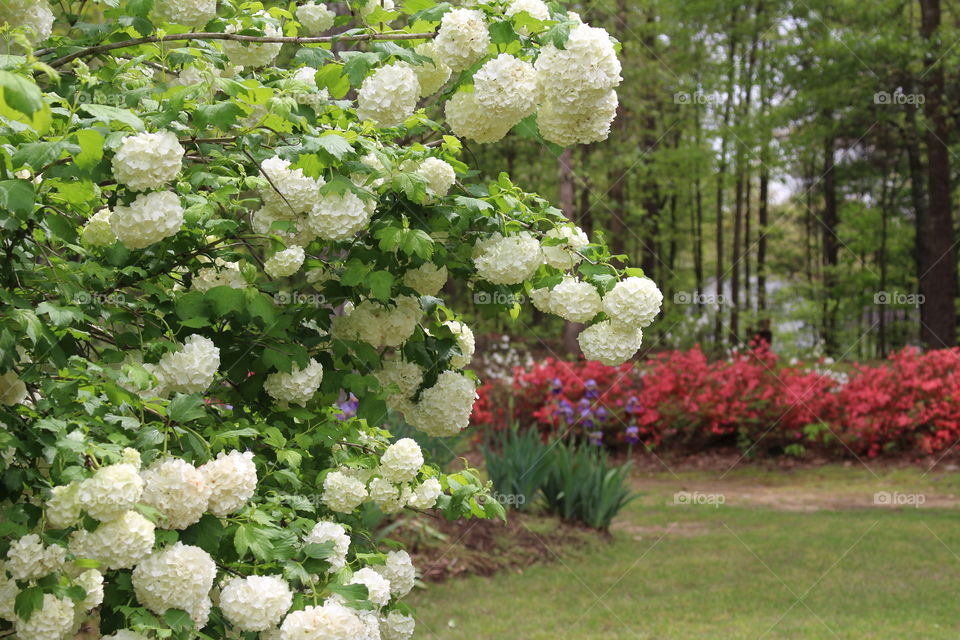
<box><xmin>279</xmin><ymin>600</ymin><xmax>364</xmax><ymax>640</ymax></box>
<box><xmin>45</xmin><ymin>481</ymin><xmax>81</xmax><ymax>529</ymax></box>
<box><xmin>0</xmin><ymin>371</ymin><xmax>26</xmax><ymax>406</ymax></box>
<box><xmin>6</xmin><ymin>535</ymin><xmax>63</xmax><ymax>581</ymax></box>
<box><xmin>265</xmin><ymin>245</ymin><xmax>306</xmax><ymax>278</ymax></box>
<box><xmin>322</xmin><ymin>470</ymin><xmax>368</xmax><ymax>513</ymax></box>
<box><xmin>110</xmin><ymin>191</ymin><xmax>185</xmax><ymax>250</ymax></box>
<box><xmin>415</xmin><ymin>157</ymin><xmax>456</xmax><ymax>198</ymax></box>
<box><xmin>473</xmin><ymin>232</ymin><xmax>543</xmax><ymax>285</ymax></box>
<box><xmin>199</xmin><ymin>450</ymin><xmax>258</xmax><ymax>516</ymax></box>
<box><xmin>357</xmin><ymin>62</ymin><xmax>421</xmax><ymax>127</ymax></box>
<box><xmin>380</xmin><ymin>610</ymin><xmax>415</xmax><ymax>640</ymax></box>
<box><xmin>549</xmin><ymin>278</ymin><xmax>602</xmax><ymax>323</ymax></box>
<box><xmin>14</xmin><ymin>594</ymin><xmax>74</xmax><ymax>640</ymax></box>
<box><xmin>331</xmin><ymin>296</ymin><xmax>421</xmax><ymax>348</ymax></box>
<box><xmin>0</xmin><ymin>571</ymin><xmax>16</xmax><ymax>621</ymax></box>
<box><xmin>445</xmin><ymin>90</ymin><xmax>514</xmax><ymax>144</ymax></box>
<box><xmin>406</xmin><ymin>370</ymin><xmax>477</xmax><ymax>437</ymax></box>
<box><xmin>193</xmin><ymin>258</ymin><xmax>246</xmax><ymax>292</ymax></box>
<box><xmin>602</xmin><ymin>276</ymin><xmax>663</xmax><ymax>328</ymax></box>
<box><xmin>297</xmin><ymin>3</ymin><xmax>336</xmax><ymax>34</ymax></box>
<box><xmin>473</xmin><ymin>54</ymin><xmax>539</xmax><ymax>124</ymax></box>
<box><xmin>223</xmin><ymin>17</ymin><xmax>283</xmax><ymax>68</ymax></box>
<box><xmin>304</xmin><ymin>521</ymin><xmax>350</xmax><ymax>572</ymax></box>
<box><xmin>407</xmin><ymin>477</ymin><xmax>442</xmax><ymax>511</ymax></box>
<box><xmin>69</xmin><ymin>510</ymin><xmax>156</xmax><ymax>570</ymax></box>
<box><xmin>259</xmin><ymin>156</ymin><xmax>322</xmax><ymax>216</ymax></box>
<box><xmin>542</xmin><ymin>225</ymin><xmax>590</xmax><ymax>269</ymax></box>
<box><xmin>538</xmin><ymin>90</ymin><xmax>619</xmax><ymax>146</ymax></box>
<box><xmin>434</xmin><ymin>9</ymin><xmax>490</xmax><ymax>72</ymax></box>
<box><xmin>112</xmin><ymin>131</ymin><xmax>185</xmax><ymax>192</ymax></box>
<box><xmin>149</xmin><ymin>334</ymin><xmax>220</xmax><ymax>396</ymax></box>
<box><xmin>132</xmin><ymin>543</ymin><xmax>216</xmax><ymax>627</ymax></box>
<box><xmin>578</xmin><ymin>320</ymin><xmax>642</xmax><ymax>366</ymax></box>
<box><xmin>443</xmin><ymin>320</ymin><xmax>475</xmax><ymax>368</ymax></box>
<box><xmin>375</xmin><ymin>358</ymin><xmax>424</xmax><ymax>413</ymax></box>
<box><xmin>535</xmin><ymin>23</ymin><xmax>622</xmax><ymax>108</ymax></box>
<box><xmin>368</xmin><ymin>477</ymin><xmax>407</xmax><ymax>514</ymax></box>
<box><xmin>140</xmin><ymin>458</ymin><xmax>212</xmax><ymax>530</ymax></box>
<box><xmin>350</xmin><ymin>568</ymin><xmax>392</xmax><ymax>608</ymax></box>
<box><xmin>76</xmin><ymin>569</ymin><xmax>104</xmax><ymax>611</ymax></box>
<box><xmin>0</xmin><ymin>0</ymin><xmax>55</xmax><ymax>44</ymax></box>
<box><xmin>379</xmin><ymin>439</ymin><xmax>423</xmax><ymax>483</ymax></box>
<box><xmin>412</xmin><ymin>42</ymin><xmax>452</xmax><ymax>96</ymax></box>
<box><xmin>81</xmin><ymin>209</ymin><xmax>116</xmax><ymax>247</ymax></box>
<box><xmin>77</xmin><ymin>462</ymin><xmax>144</xmax><ymax>522</ymax></box>
<box><xmin>153</xmin><ymin>0</ymin><xmax>217</xmax><ymax>26</ymax></box>
<box><xmin>263</xmin><ymin>358</ymin><xmax>324</xmax><ymax>406</ymax></box>
<box><xmin>505</xmin><ymin>0</ymin><xmax>549</xmax><ymax>21</ymax></box>
<box><xmin>307</xmin><ymin>191</ymin><xmax>376</xmax><ymax>241</ymax></box>
<box><xmin>375</xmin><ymin>550</ymin><xmax>416</xmax><ymax>597</ymax></box>
<box><xmin>220</xmin><ymin>575</ymin><xmax>293</xmax><ymax>632</ymax></box>
<box><xmin>402</xmin><ymin>263</ymin><xmax>447</xmax><ymax>296</ymax></box>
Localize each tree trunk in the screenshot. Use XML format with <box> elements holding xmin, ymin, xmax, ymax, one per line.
<box><xmin>714</xmin><ymin>25</ymin><xmax>738</xmax><ymax>347</ymax></box>
<box><xmin>821</xmin><ymin>125</ymin><xmax>839</xmax><ymax>355</ymax></box>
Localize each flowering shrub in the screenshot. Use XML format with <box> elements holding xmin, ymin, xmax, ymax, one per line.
<box><xmin>0</xmin><ymin>2</ymin><xmax>662</xmax><ymax>639</ymax></box>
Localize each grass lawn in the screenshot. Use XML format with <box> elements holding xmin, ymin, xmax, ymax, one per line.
<box><xmin>409</xmin><ymin>464</ymin><xmax>960</xmax><ymax>639</ymax></box>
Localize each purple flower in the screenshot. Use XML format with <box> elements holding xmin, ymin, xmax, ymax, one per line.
<box><xmin>584</xmin><ymin>379</ymin><xmax>599</xmax><ymax>399</ymax></box>
<box><xmin>335</xmin><ymin>394</ymin><xmax>359</xmax><ymax>420</ymax></box>
<box><xmin>589</xmin><ymin>430</ymin><xmax>603</xmax><ymax>447</ymax></box>
<box><xmin>625</xmin><ymin>425</ymin><xmax>640</xmax><ymax>445</ymax></box>
<box><xmin>551</xmin><ymin>378</ymin><xmax>563</xmax><ymax>395</ymax></box>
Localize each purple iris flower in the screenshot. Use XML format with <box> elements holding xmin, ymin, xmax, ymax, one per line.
<box><xmin>335</xmin><ymin>394</ymin><xmax>359</xmax><ymax>420</ymax></box>
<box><xmin>589</xmin><ymin>430</ymin><xmax>603</xmax><ymax>447</ymax></box>
<box><xmin>625</xmin><ymin>425</ymin><xmax>640</xmax><ymax>445</ymax></box>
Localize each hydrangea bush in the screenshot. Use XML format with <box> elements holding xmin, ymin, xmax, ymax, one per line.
<box><xmin>0</xmin><ymin>1</ymin><xmax>661</xmax><ymax>638</ymax></box>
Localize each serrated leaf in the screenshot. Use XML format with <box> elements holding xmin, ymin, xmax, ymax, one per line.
<box><xmin>79</xmin><ymin>104</ymin><xmax>145</xmax><ymax>131</ymax></box>
<box><xmin>168</xmin><ymin>394</ymin><xmax>207</xmax><ymax>423</ymax></box>
<box><xmin>73</xmin><ymin>129</ymin><xmax>104</xmax><ymax>170</ymax></box>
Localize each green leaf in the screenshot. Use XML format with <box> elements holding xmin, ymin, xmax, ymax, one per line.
<box><xmin>181</xmin><ymin>514</ymin><xmax>227</xmax><ymax>555</ymax></box>
<box><xmin>73</xmin><ymin>130</ymin><xmax>105</xmax><ymax>171</ymax></box>
<box><xmin>302</xmin><ymin>541</ymin><xmax>335</xmax><ymax>559</ymax></box>
<box><xmin>204</xmin><ymin>286</ymin><xmax>244</xmax><ymax>317</ymax></box>
<box><xmin>341</xmin><ymin>51</ymin><xmax>384</xmax><ymax>87</ymax></box>
<box><xmin>294</xmin><ymin>48</ymin><xmax>335</xmax><ymax>68</ymax></box>
<box><xmin>543</xmin><ymin>21</ymin><xmax>572</xmax><ymax>49</ymax></box>
<box><xmin>195</xmin><ymin>102</ymin><xmax>246</xmax><ymax>131</ymax></box>
<box><xmin>315</xmin><ymin>133</ymin><xmax>354</xmax><ymax>161</ymax></box>
<box><xmin>45</xmin><ymin>214</ymin><xmax>78</xmax><ymax>243</ymax></box>
<box><xmin>0</xmin><ymin>180</ymin><xmax>34</xmax><ymax>217</ymax></box>
<box><xmin>14</xmin><ymin>586</ymin><xmax>44</xmax><ymax>622</ymax></box>
<box><xmin>0</xmin><ymin>71</ymin><xmax>50</xmax><ymax>132</ymax></box>
<box><xmin>314</xmin><ymin>64</ymin><xmax>351</xmax><ymax>99</ymax></box>
<box><xmin>489</xmin><ymin>20</ymin><xmax>517</xmax><ymax>45</ymax></box>
<box><xmin>79</xmin><ymin>104</ymin><xmax>145</xmax><ymax>131</ymax></box>
<box><xmin>168</xmin><ymin>394</ymin><xmax>207</xmax><ymax>423</ymax></box>
<box><xmin>164</xmin><ymin>608</ymin><xmax>193</xmax><ymax>633</ymax></box>
<box><xmin>366</xmin><ymin>270</ymin><xmax>394</xmax><ymax>301</ymax></box>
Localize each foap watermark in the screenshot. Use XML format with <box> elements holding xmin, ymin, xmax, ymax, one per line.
<box><xmin>674</xmin><ymin>491</ymin><xmax>725</xmax><ymax>507</ymax></box>
<box><xmin>74</xmin><ymin>291</ymin><xmax>126</xmax><ymax>305</ymax></box>
<box><xmin>480</xmin><ymin>492</ymin><xmax>527</xmax><ymax>508</ymax></box>
<box><xmin>873</xmin><ymin>491</ymin><xmax>925</xmax><ymax>507</ymax></box>
<box><xmin>673</xmin><ymin>291</ymin><xmax>727</xmax><ymax>306</ymax></box>
<box><xmin>674</xmin><ymin>91</ymin><xmax>724</xmax><ymax>105</ymax></box>
<box><xmin>473</xmin><ymin>291</ymin><xmax>526</xmax><ymax>306</ymax></box>
<box><xmin>874</xmin><ymin>90</ymin><xmax>925</xmax><ymax>107</ymax></box>
<box><xmin>274</xmin><ymin>292</ymin><xmax>327</xmax><ymax>306</ymax></box>
<box><xmin>873</xmin><ymin>290</ymin><xmax>924</xmax><ymax>308</ymax></box>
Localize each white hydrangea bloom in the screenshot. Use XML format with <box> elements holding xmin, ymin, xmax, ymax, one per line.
<box><xmin>223</xmin><ymin>17</ymin><xmax>283</xmax><ymax>68</ymax></box>
<box><xmin>359</xmin><ymin>0</ymin><xmax>395</xmax><ymax>19</ymax></box>
<box><xmin>368</xmin><ymin>478</ymin><xmax>407</xmax><ymax>514</ymax></box>
<box><xmin>0</xmin><ymin>570</ymin><xmax>16</xmax><ymax>621</ymax></box>
<box><xmin>537</xmin><ymin>90</ymin><xmax>619</xmax><ymax>146</ymax></box>
<box><xmin>402</xmin><ymin>263</ymin><xmax>447</xmax><ymax>296</ymax></box>
<box><xmin>379</xmin><ymin>610</ymin><xmax>415</xmax><ymax>640</ymax></box>
<box><xmin>415</xmin><ymin>157</ymin><xmax>456</xmax><ymax>198</ymax></box>
<box><xmin>140</xmin><ymin>458</ymin><xmax>212</xmax><ymax>530</ymax></box>
<box><xmin>434</xmin><ymin>9</ymin><xmax>489</xmax><ymax>72</ymax></box>
<box><xmin>199</xmin><ymin>450</ymin><xmax>258</xmax><ymax>516</ymax></box>
<box><xmin>529</xmin><ymin>287</ymin><xmax>554</xmax><ymax>314</ymax></box>
<box><xmin>102</xmin><ymin>631</ymin><xmax>150</xmax><ymax>640</ymax></box>
<box><xmin>375</xmin><ymin>550</ymin><xmax>416</xmax><ymax>597</ymax></box>
<box><xmin>297</xmin><ymin>3</ymin><xmax>336</xmax><ymax>34</ymax></box>
<box><xmin>505</xmin><ymin>0</ymin><xmax>549</xmax><ymax>21</ymax></box>
<box><xmin>406</xmin><ymin>476</ymin><xmax>441</xmax><ymax>510</ymax></box>
<box><xmin>304</xmin><ymin>521</ymin><xmax>350</xmax><ymax>572</ymax></box>
<box><xmin>357</xmin><ymin>62</ymin><xmax>421</xmax><ymax>127</ymax></box>
<box><xmin>443</xmin><ymin>320</ymin><xmax>475</xmax><ymax>368</ymax></box>
<box><xmin>259</xmin><ymin>156</ymin><xmax>323</xmax><ymax>216</ymax></box>
<box><xmin>193</xmin><ymin>259</ymin><xmax>247</xmax><ymax>292</ymax></box>
<box><xmin>132</xmin><ymin>543</ymin><xmax>217</xmax><ymax>627</ymax></box>
<box><xmin>445</xmin><ymin>90</ymin><xmax>513</xmax><ymax>144</ymax></box>
<box><xmin>350</xmin><ymin>568</ymin><xmax>392</xmax><ymax>608</ymax></box>
<box><xmin>76</xmin><ymin>569</ymin><xmax>104</xmax><ymax>611</ymax></box>
<box><xmin>307</xmin><ymin>191</ymin><xmax>376</xmax><ymax>241</ymax></box>
<box><xmin>548</xmin><ymin>278</ymin><xmax>601</xmax><ymax>323</ymax></box>
<box><xmin>265</xmin><ymin>245</ymin><xmax>306</xmax><ymax>278</ymax></box>
<box><xmin>81</xmin><ymin>209</ymin><xmax>117</xmax><ymax>247</ymax></box>
<box><xmin>6</xmin><ymin>535</ymin><xmax>63</xmax><ymax>581</ymax></box>
<box><xmin>577</xmin><ymin>320</ymin><xmax>642</xmax><ymax>366</ymax></box>
<box><xmin>112</xmin><ymin>131</ymin><xmax>185</xmax><ymax>192</ymax></box>
<box><xmin>473</xmin><ymin>54</ymin><xmax>539</xmax><ymax>124</ymax></box>
<box><xmin>322</xmin><ymin>470</ymin><xmax>368</xmax><ymax>513</ymax></box>
<box><xmin>14</xmin><ymin>594</ymin><xmax>74</xmax><ymax>640</ymax></box>
<box><xmin>153</xmin><ymin>0</ymin><xmax>217</xmax><ymax>26</ymax></box>
<box><xmin>110</xmin><ymin>191</ymin><xmax>184</xmax><ymax>250</ymax></box>
<box><xmin>331</xmin><ymin>296</ymin><xmax>421</xmax><ymax>348</ymax></box>
<box><xmin>406</xmin><ymin>370</ymin><xmax>477</xmax><ymax>437</ymax></box>
<box><xmin>412</xmin><ymin>42</ymin><xmax>451</xmax><ymax>97</ymax></box>
<box><xmin>379</xmin><ymin>438</ymin><xmax>423</xmax><ymax>483</ymax></box>
<box><xmin>375</xmin><ymin>358</ymin><xmax>423</xmax><ymax>413</ymax></box>
<box><xmin>542</xmin><ymin>225</ymin><xmax>590</xmax><ymax>270</ymax></box>
<box><xmin>535</xmin><ymin>23</ymin><xmax>622</xmax><ymax>109</ymax></box>
<box><xmin>0</xmin><ymin>371</ymin><xmax>26</xmax><ymax>406</ymax></box>
<box><xmin>473</xmin><ymin>232</ymin><xmax>543</xmax><ymax>285</ymax></box>
<box><xmin>0</xmin><ymin>0</ymin><xmax>55</xmax><ymax>44</ymax></box>
<box><xmin>149</xmin><ymin>334</ymin><xmax>220</xmax><ymax>396</ymax></box>
<box><xmin>77</xmin><ymin>462</ymin><xmax>144</xmax><ymax>522</ymax></box>
<box><xmin>69</xmin><ymin>510</ymin><xmax>155</xmax><ymax>570</ymax></box>
<box><xmin>602</xmin><ymin>276</ymin><xmax>663</xmax><ymax>328</ymax></box>
<box><xmin>279</xmin><ymin>600</ymin><xmax>364</xmax><ymax>640</ymax></box>
<box><xmin>263</xmin><ymin>358</ymin><xmax>323</xmax><ymax>406</ymax></box>
<box><xmin>220</xmin><ymin>575</ymin><xmax>293</xmax><ymax>632</ymax></box>
<box><xmin>45</xmin><ymin>481</ymin><xmax>81</xmax><ymax>529</ymax></box>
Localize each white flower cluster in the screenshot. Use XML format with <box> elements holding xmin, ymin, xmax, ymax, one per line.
<box><xmin>505</xmin><ymin>0</ymin><xmax>549</xmax><ymax>21</ymax></box>
<box><xmin>81</xmin><ymin>209</ymin><xmax>116</xmax><ymax>247</ymax></box>
<box><xmin>132</xmin><ymin>543</ymin><xmax>217</xmax><ymax>627</ymax></box>
<box><xmin>110</xmin><ymin>191</ymin><xmax>185</xmax><ymax>250</ymax></box>
<box><xmin>260</xmin><ymin>156</ymin><xmax>323</xmax><ymax>216</ymax></box>
<box><xmin>537</xmin><ymin>90</ymin><xmax>619</xmax><ymax>146</ymax></box>
<box><xmin>199</xmin><ymin>450</ymin><xmax>258</xmax><ymax>516</ymax></box>
<box><xmin>435</xmin><ymin>9</ymin><xmax>490</xmax><ymax>72</ymax></box>
<box><xmin>140</xmin><ymin>458</ymin><xmax>213</xmax><ymax>529</ymax></box>
<box><xmin>265</xmin><ymin>245</ymin><xmax>306</xmax><ymax>278</ymax></box>
<box><xmin>263</xmin><ymin>358</ymin><xmax>324</xmax><ymax>406</ymax></box>
<box><xmin>76</xmin><ymin>569</ymin><xmax>105</xmax><ymax>610</ymax></box>
<box><xmin>545</xmin><ymin>277</ymin><xmax>601</xmax><ymax>323</ymax></box>
<box><xmin>349</xmin><ymin>567</ymin><xmax>391</xmax><ymax>607</ymax></box>
<box><xmin>577</xmin><ymin>320</ymin><xmax>643</xmax><ymax>366</ymax></box>
<box><xmin>444</xmin><ymin>320</ymin><xmax>475</xmax><ymax>368</ymax></box>
<box><xmin>406</xmin><ymin>370</ymin><xmax>477</xmax><ymax>436</ymax></box>
<box><xmin>193</xmin><ymin>259</ymin><xmax>247</xmax><ymax>291</ymax></box>
<box><xmin>153</xmin><ymin>0</ymin><xmax>217</xmax><ymax>26</ymax></box>
<box><xmin>279</xmin><ymin>600</ymin><xmax>364</xmax><ymax>640</ymax></box>
<box><xmin>473</xmin><ymin>232</ymin><xmax>542</xmax><ymax>285</ymax></box>
<box><xmin>307</xmin><ymin>191</ymin><xmax>377</xmax><ymax>241</ymax></box>
<box><xmin>473</xmin><ymin>54</ymin><xmax>539</xmax><ymax>129</ymax></box>
<box><xmin>407</xmin><ymin>476</ymin><xmax>441</xmax><ymax>509</ymax></box>
<box><xmin>602</xmin><ymin>276</ymin><xmax>663</xmax><ymax>328</ymax></box>
<box><xmin>380</xmin><ymin>610</ymin><xmax>415</xmax><ymax>640</ymax></box>
<box><xmin>412</xmin><ymin>42</ymin><xmax>451</xmax><ymax>96</ymax></box>
<box><xmin>446</xmin><ymin>90</ymin><xmax>514</xmax><ymax>144</ymax></box>
<box><xmin>76</xmin><ymin>462</ymin><xmax>143</xmax><ymax>522</ymax></box>
<box><xmin>5</xmin><ymin>535</ymin><xmax>64</xmax><ymax>581</ymax></box>
<box><xmin>379</xmin><ymin>438</ymin><xmax>423</xmax><ymax>483</ymax></box>
<box><xmin>376</xmin><ymin>550</ymin><xmax>417</xmax><ymax>599</ymax></box>
<box><xmin>112</xmin><ymin>131</ymin><xmax>185</xmax><ymax>192</ymax></box>
<box><xmin>402</xmin><ymin>263</ymin><xmax>447</xmax><ymax>296</ymax></box>
<box><xmin>69</xmin><ymin>510</ymin><xmax>156</xmax><ymax>570</ymax></box>
<box><xmin>220</xmin><ymin>575</ymin><xmax>293</xmax><ymax>632</ymax></box>
<box><xmin>0</xmin><ymin>371</ymin><xmax>26</xmax><ymax>406</ymax></box>
<box><xmin>0</xmin><ymin>570</ymin><xmax>15</xmax><ymax>621</ymax></box>
<box><xmin>146</xmin><ymin>333</ymin><xmax>220</xmax><ymax>397</ymax></box>
<box><xmin>45</xmin><ymin>482</ymin><xmax>81</xmax><ymax>528</ymax></box>
<box><xmin>14</xmin><ymin>594</ymin><xmax>74</xmax><ymax>640</ymax></box>
<box><xmin>331</xmin><ymin>296</ymin><xmax>422</xmax><ymax>348</ymax></box>
<box><xmin>542</xmin><ymin>225</ymin><xmax>590</xmax><ymax>270</ymax></box>
<box><xmin>223</xmin><ymin>16</ymin><xmax>283</xmax><ymax>68</ymax></box>
<box><xmin>297</xmin><ymin>2</ymin><xmax>336</xmax><ymax>34</ymax></box>
<box><xmin>304</xmin><ymin>521</ymin><xmax>351</xmax><ymax>572</ymax></box>
<box><xmin>375</xmin><ymin>358</ymin><xmax>423</xmax><ymax>413</ymax></box>
<box><xmin>357</xmin><ymin>62</ymin><xmax>421</xmax><ymax>127</ymax></box>
<box><xmin>322</xmin><ymin>470</ymin><xmax>368</xmax><ymax>513</ymax></box>
<box><xmin>415</xmin><ymin>157</ymin><xmax>456</xmax><ymax>198</ymax></box>
<box><xmin>0</xmin><ymin>0</ymin><xmax>55</xmax><ymax>44</ymax></box>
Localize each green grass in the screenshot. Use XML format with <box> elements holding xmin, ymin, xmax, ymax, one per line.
<box><xmin>410</xmin><ymin>465</ymin><xmax>960</xmax><ymax>639</ymax></box>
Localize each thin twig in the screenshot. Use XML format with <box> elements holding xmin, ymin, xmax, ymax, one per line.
<box><xmin>242</xmin><ymin>148</ymin><xmax>298</xmax><ymax>217</ymax></box>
